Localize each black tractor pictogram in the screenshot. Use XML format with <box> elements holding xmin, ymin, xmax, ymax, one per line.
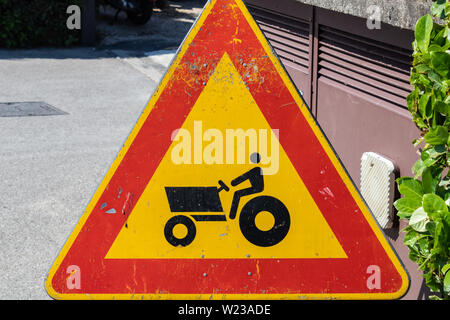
<box><xmin>163</xmin><ymin>153</ymin><xmax>290</xmax><ymax>247</ymax></box>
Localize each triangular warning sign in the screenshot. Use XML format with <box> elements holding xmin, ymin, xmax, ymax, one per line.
<box><xmin>46</xmin><ymin>0</ymin><xmax>409</xmax><ymax>299</ymax></box>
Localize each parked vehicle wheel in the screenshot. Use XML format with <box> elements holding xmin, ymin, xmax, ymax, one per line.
<box><xmin>127</xmin><ymin>0</ymin><xmax>153</xmax><ymax>25</ymax></box>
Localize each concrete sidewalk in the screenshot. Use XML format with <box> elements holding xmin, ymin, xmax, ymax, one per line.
<box><xmin>0</xmin><ymin>47</ymin><xmax>174</xmax><ymax>299</ymax></box>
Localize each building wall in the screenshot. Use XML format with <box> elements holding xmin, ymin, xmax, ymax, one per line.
<box><xmin>295</xmin><ymin>0</ymin><xmax>431</xmax><ymax>30</ymax></box>
<box><xmin>245</xmin><ymin>0</ymin><xmax>431</xmax><ymax>299</ymax></box>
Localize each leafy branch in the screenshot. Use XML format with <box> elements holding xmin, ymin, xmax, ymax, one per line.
<box><xmin>394</xmin><ymin>0</ymin><xmax>450</xmax><ymax>300</ymax></box>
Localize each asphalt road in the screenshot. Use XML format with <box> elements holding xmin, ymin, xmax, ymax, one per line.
<box><xmin>0</xmin><ymin>0</ymin><xmax>205</xmax><ymax>300</ymax></box>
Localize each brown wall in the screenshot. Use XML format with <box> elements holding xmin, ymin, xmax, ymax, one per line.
<box><xmin>245</xmin><ymin>0</ymin><xmax>428</xmax><ymax>299</ymax></box>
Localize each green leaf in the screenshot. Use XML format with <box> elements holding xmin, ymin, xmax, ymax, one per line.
<box><xmin>432</xmin><ymin>221</ymin><xmax>447</xmax><ymax>255</ymax></box>
<box><xmin>397</xmin><ymin>178</ymin><xmax>424</xmax><ymax>202</ymax></box>
<box><xmin>412</xmin><ymin>159</ymin><xmax>427</xmax><ymax>177</ymax></box>
<box><xmin>433</xmin><ymin>25</ymin><xmax>447</xmax><ymax>47</ymax></box>
<box><xmin>425</xmin><ymin>271</ymin><xmax>444</xmax><ymax>293</ymax></box>
<box><xmin>421</xmin><ymin>155</ymin><xmax>437</xmax><ymax>169</ymax></box>
<box><xmin>424</xmin><ymin>145</ymin><xmax>447</xmax><ymax>159</ymax></box>
<box><xmin>425</xmin><ymin>126</ymin><xmax>449</xmax><ymax>145</ymax></box>
<box><xmin>444</xmin><ymin>271</ymin><xmax>450</xmax><ymax>294</ymax></box>
<box><xmin>417</xmin><ymin>236</ymin><xmax>431</xmax><ymax>255</ymax></box>
<box><xmin>395</xmin><ymin>197</ymin><xmax>422</xmax><ymax>219</ymax></box>
<box><xmin>413</xmin><ymin>115</ymin><xmax>428</xmax><ymax>130</ymax></box>
<box><xmin>428</xmin><ymin>44</ymin><xmax>445</xmax><ymax>53</ymax></box>
<box><xmin>431</xmin><ymin>0</ymin><xmax>447</xmax><ymax>19</ymax></box>
<box><xmin>419</xmin><ymin>93</ymin><xmax>432</xmax><ymax>119</ymax></box>
<box><xmin>406</xmin><ymin>88</ymin><xmax>419</xmax><ymax>114</ymax></box>
<box><xmin>442</xmin><ymin>210</ymin><xmax>450</xmax><ymax>230</ymax></box>
<box><xmin>422</xmin><ymin>166</ymin><xmax>444</xmax><ymax>194</ymax></box>
<box><xmin>418</xmin><ymin>73</ymin><xmax>433</xmax><ymax>89</ymax></box>
<box><xmin>423</xmin><ymin>193</ymin><xmax>448</xmax><ymax>215</ymax></box>
<box><xmin>426</xmin><ymin>220</ymin><xmax>437</xmax><ymax>234</ymax></box>
<box><xmin>415</xmin><ymin>15</ymin><xmax>433</xmax><ymax>52</ymax></box>
<box><xmin>404</xmin><ymin>229</ymin><xmax>421</xmax><ymax>246</ymax></box>
<box><xmin>443</xmin><ymin>264</ymin><xmax>450</xmax><ymax>275</ymax></box>
<box><xmin>415</xmin><ymin>64</ymin><xmax>432</xmax><ymax>73</ymax></box>
<box><xmin>408</xmin><ymin>248</ymin><xmax>420</xmax><ymax>262</ymax></box>
<box><xmin>409</xmin><ymin>207</ymin><xmax>429</xmax><ymax>232</ymax></box>
<box><xmin>431</xmin><ymin>52</ymin><xmax>450</xmax><ymax>77</ymax></box>
<box><xmin>434</xmin><ymin>101</ymin><xmax>450</xmax><ymax>116</ymax></box>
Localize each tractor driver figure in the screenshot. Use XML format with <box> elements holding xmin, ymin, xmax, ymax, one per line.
<box><xmin>229</xmin><ymin>152</ymin><xmax>264</xmax><ymax>219</ymax></box>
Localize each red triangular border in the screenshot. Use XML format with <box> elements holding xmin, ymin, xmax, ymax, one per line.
<box><xmin>48</xmin><ymin>0</ymin><xmax>407</xmax><ymax>297</ymax></box>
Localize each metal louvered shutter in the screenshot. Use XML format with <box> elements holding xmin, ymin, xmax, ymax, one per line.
<box><xmin>317</xmin><ymin>25</ymin><xmax>412</xmax><ymax>110</ymax></box>
<box><xmin>243</xmin><ymin>2</ymin><xmax>419</xmax><ymax>188</ymax></box>
<box><xmin>313</xmin><ymin>9</ymin><xmax>419</xmax><ymax>189</ymax></box>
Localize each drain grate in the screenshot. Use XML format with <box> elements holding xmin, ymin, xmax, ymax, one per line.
<box><xmin>0</xmin><ymin>101</ymin><xmax>68</xmax><ymax>117</ymax></box>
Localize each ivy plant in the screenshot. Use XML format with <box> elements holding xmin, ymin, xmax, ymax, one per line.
<box><xmin>394</xmin><ymin>0</ymin><xmax>450</xmax><ymax>300</ymax></box>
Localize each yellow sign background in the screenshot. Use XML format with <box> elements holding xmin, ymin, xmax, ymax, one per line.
<box><xmin>106</xmin><ymin>54</ymin><xmax>346</xmax><ymax>259</ymax></box>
